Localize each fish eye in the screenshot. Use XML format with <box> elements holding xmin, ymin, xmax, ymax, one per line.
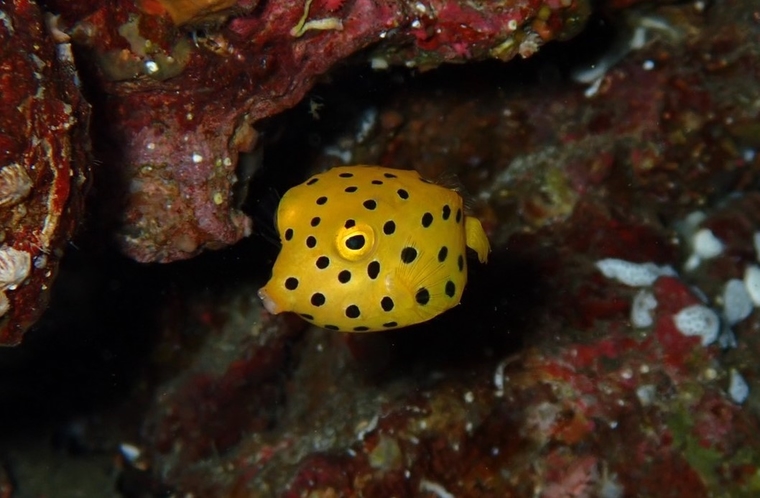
<box><xmin>345</xmin><ymin>235</ymin><xmax>366</xmax><ymax>250</ymax></box>
<box><xmin>336</xmin><ymin>223</ymin><xmax>375</xmax><ymax>261</ymax></box>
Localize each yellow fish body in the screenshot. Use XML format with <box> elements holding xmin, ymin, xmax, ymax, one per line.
<box><xmin>258</xmin><ymin>166</ymin><xmax>490</xmax><ymax>332</ymax></box>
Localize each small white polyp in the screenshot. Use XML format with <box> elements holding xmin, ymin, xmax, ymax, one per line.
<box><xmin>722</xmin><ymin>279</ymin><xmax>753</xmax><ymax>325</ymax></box>
<box><xmin>631</xmin><ymin>289</ymin><xmax>657</xmax><ymax>328</ymax></box>
<box><xmin>595</xmin><ymin>258</ymin><xmax>675</xmax><ymax>287</ymax></box>
<box><xmin>673</xmin><ymin>304</ymin><xmax>720</xmax><ymax>346</ymax></box>
<box><xmin>746</xmin><ymin>265</ymin><xmax>760</xmax><ymax>306</ymax></box>
<box><xmin>684</xmin><ymin>254</ymin><xmax>702</xmax><ymax>272</ymax></box>
<box><xmin>119</xmin><ymin>443</ymin><xmax>142</xmax><ymax>463</ymax></box>
<box><xmin>692</xmin><ymin>228</ymin><xmax>724</xmax><ymax>259</ymax></box>
<box><xmin>729</xmin><ymin>369</ymin><xmax>749</xmax><ymax>404</ymax></box>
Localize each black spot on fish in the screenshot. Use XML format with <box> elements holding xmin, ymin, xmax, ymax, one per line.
<box><xmin>421</xmin><ymin>212</ymin><xmax>433</xmax><ymax>228</ymax></box>
<box><xmin>338</xmin><ymin>270</ymin><xmax>351</xmax><ymax>283</ymax></box>
<box><xmin>438</xmin><ymin>246</ymin><xmax>448</xmax><ymax>262</ymax></box>
<box><xmin>383</xmin><ymin>221</ymin><xmax>396</xmax><ymax>235</ymax></box>
<box><xmin>311</xmin><ymin>293</ymin><xmax>326</xmax><ymax>306</ymax></box>
<box><xmin>363</xmin><ymin>199</ymin><xmax>377</xmax><ymax>210</ymax></box>
<box><xmin>381</xmin><ymin>296</ymin><xmax>394</xmax><ymax>311</ymax></box>
<box><xmin>367</xmin><ymin>261</ymin><xmax>380</xmax><ymax>279</ymax></box>
<box><xmin>285</xmin><ymin>277</ymin><xmax>298</xmax><ymax>290</ymax></box>
<box><xmin>442</xmin><ymin>205</ymin><xmax>451</xmax><ymax>220</ymax></box>
<box><xmin>346</xmin><ymin>305</ymin><xmax>361</xmax><ymax>318</ymax></box>
<box><xmin>401</xmin><ymin>247</ymin><xmax>417</xmax><ymax>264</ymax></box>
<box><xmin>284</xmin><ymin>228</ymin><xmax>293</xmax><ymax>241</ymax></box>
<box><xmin>316</xmin><ymin>256</ymin><xmax>330</xmax><ymax>269</ymax></box>
<box><xmin>344</xmin><ymin>219</ymin><xmax>356</xmax><ymax>228</ymax></box>
<box><xmin>397</xmin><ymin>189</ymin><xmax>409</xmax><ymax>200</ymax></box>
<box><xmin>416</xmin><ymin>288</ymin><xmax>430</xmax><ymax>305</ymax></box>
<box><xmin>306</xmin><ymin>236</ymin><xmax>317</xmax><ymax>248</ymax></box>
<box><xmin>316</xmin><ymin>196</ymin><xmax>327</xmax><ymax>205</ymax></box>
<box><xmin>445</xmin><ymin>281</ymin><xmax>456</xmax><ymax>298</ymax></box>
<box><xmin>311</xmin><ymin>217</ymin><xmax>321</xmax><ymax>227</ymax></box>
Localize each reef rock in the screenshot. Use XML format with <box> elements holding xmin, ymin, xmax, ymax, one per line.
<box><xmin>0</xmin><ymin>0</ymin><xmax>91</xmax><ymax>345</ymax></box>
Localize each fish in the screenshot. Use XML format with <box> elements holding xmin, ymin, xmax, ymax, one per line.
<box><xmin>257</xmin><ymin>165</ymin><xmax>490</xmax><ymax>332</ymax></box>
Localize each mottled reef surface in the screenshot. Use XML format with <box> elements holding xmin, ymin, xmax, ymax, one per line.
<box><xmin>1</xmin><ymin>0</ymin><xmax>760</xmax><ymax>496</ymax></box>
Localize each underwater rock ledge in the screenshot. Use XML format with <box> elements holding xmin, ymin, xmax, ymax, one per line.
<box><xmin>48</xmin><ymin>0</ymin><xmax>591</xmax><ymax>263</ymax></box>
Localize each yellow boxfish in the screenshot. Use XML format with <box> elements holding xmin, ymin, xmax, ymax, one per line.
<box><xmin>258</xmin><ymin>166</ymin><xmax>490</xmax><ymax>332</ymax></box>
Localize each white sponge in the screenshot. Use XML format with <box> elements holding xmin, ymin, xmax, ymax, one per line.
<box><xmin>729</xmin><ymin>369</ymin><xmax>749</xmax><ymax>404</ymax></box>
<box><xmin>722</xmin><ymin>279</ymin><xmax>753</xmax><ymax>325</ymax></box>
<box><xmin>693</xmin><ymin>228</ymin><xmax>724</xmax><ymax>259</ymax></box>
<box><xmin>744</xmin><ymin>265</ymin><xmax>760</xmax><ymax>306</ymax></box>
<box><xmin>673</xmin><ymin>304</ymin><xmax>720</xmax><ymax>346</ymax></box>
<box><xmin>596</xmin><ymin>258</ymin><xmax>675</xmax><ymax>287</ymax></box>
<box><xmin>631</xmin><ymin>289</ymin><xmax>657</xmax><ymax>328</ymax></box>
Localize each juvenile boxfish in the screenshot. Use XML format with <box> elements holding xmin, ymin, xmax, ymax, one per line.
<box><xmin>258</xmin><ymin>166</ymin><xmax>490</xmax><ymax>332</ymax></box>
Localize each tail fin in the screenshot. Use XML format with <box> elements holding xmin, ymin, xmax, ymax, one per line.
<box><xmin>465</xmin><ymin>216</ymin><xmax>490</xmax><ymax>264</ymax></box>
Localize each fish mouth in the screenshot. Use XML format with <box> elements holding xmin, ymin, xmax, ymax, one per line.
<box><xmin>257</xmin><ymin>287</ymin><xmax>281</xmax><ymax>315</ymax></box>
